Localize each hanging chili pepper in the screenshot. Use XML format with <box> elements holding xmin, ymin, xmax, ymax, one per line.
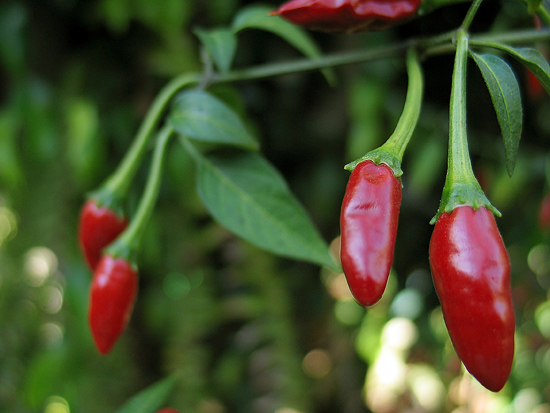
<box><xmin>79</xmin><ymin>200</ymin><xmax>128</xmax><ymax>271</ymax></box>
<box><xmin>340</xmin><ymin>48</ymin><xmax>423</xmax><ymax>306</ymax></box>
<box><xmin>430</xmin><ymin>206</ymin><xmax>515</xmax><ymax>392</ymax></box>
<box><xmin>429</xmin><ymin>28</ymin><xmax>515</xmax><ymax>391</ymax></box>
<box><xmin>340</xmin><ymin>160</ymin><xmax>402</xmax><ymax>306</ymax></box>
<box><xmin>88</xmin><ymin>126</ymin><xmax>174</xmax><ymax>354</ymax></box>
<box><xmin>89</xmin><ymin>255</ymin><xmax>138</xmax><ymax>354</ymax></box>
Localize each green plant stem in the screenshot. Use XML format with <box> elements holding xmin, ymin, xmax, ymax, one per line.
<box><xmin>100</xmin><ymin>74</ymin><xmax>199</xmax><ymax>200</ymax></box>
<box><xmin>344</xmin><ymin>47</ymin><xmax>424</xmax><ymax>176</ymax></box>
<box><xmin>461</xmin><ymin>0</ymin><xmax>483</xmax><ymax>31</ymax></box>
<box><xmin>107</xmin><ymin>125</ymin><xmax>175</xmax><ymax>263</ymax></box>
<box><xmin>422</xmin><ymin>28</ymin><xmax>550</xmax><ymax>57</ymax></box>
<box><xmin>431</xmin><ymin>29</ymin><xmax>497</xmax><ymax>223</ymax></box>
<box><xmin>377</xmin><ymin>48</ymin><xmax>424</xmax><ymax>162</ymax></box>
<box><xmin>447</xmin><ymin>30</ymin><xmax>473</xmax><ymax>184</ymax></box>
<box><xmin>208</xmin><ymin>28</ymin><xmax>549</xmax><ymax>85</ymax></box>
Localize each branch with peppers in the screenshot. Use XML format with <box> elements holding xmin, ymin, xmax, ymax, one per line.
<box><xmin>75</xmin><ymin>0</ymin><xmax>550</xmax><ymax>395</ymax></box>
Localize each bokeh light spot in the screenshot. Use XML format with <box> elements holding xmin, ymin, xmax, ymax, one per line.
<box><xmin>0</xmin><ymin>206</ymin><xmax>17</xmax><ymax>246</ymax></box>
<box><xmin>40</xmin><ymin>323</ymin><xmax>64</xmax><ymax>346</ymax></box>
<box><xmin>302</xmin><ymin>349</ymin><xmax>332</xmax><ymax>379</ymax></box>
<box><xmin>334</xmin><ymin>299</ymin><xmax>364</xmax><ymax>325</ymax></box>
<box><xmin>44</xmin><ymin>396</ymin><xmax>70</xmax><ymax>413</ymax></box>
<box><xmin>163</xmin><ymin>272</ymin><xmax>191</xmax><ymax>300</ymax></box>
<box><xmin>528</xmin><ymin>244</ymin><xmax>550</xmax><ymax>289</ymax></box>
<box><xmin>43</xmin><ymin>285</ymin><xmax>63</xmax><ymax>314</ymax></box>
<box><xmin>390</xmin><ymin>288</ymin><xmax>423</xmax><ymax>320</ymax></box>
<box><xmin>535</xmin><ymin>301</ymin><xmax>550</xmax><ymax>339</ymax></box>
<box><xmin>24</xmin><ymin>247</ymin><xmax>58</xmax><ymax>287</ymax></box>
<box><xmin>382</xmin><ymin>317</ymin><xmax>418</xmax><ymax>350</ymax></box>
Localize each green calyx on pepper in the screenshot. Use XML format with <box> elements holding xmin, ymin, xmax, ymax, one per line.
<box><xmin>430</xmin><ymin>28</ymin><xmax>499</xmax><ymax>224</ymax></box>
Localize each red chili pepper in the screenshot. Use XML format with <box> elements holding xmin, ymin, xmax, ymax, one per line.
<box><xmin>272</xmin><ymin>0</ymin><xmax>421</xmax><ymax>33</ymax></box>
<box><xmin>88</xmin><ymin>255</ymin><xmax>138</xmax><ymax>355</ymax></box>
<box><xmin>340</xmin><ymin>160</ymin><xmax>402</xmax><ymax>306</ymax></box>
<box><xmin>79</xmin><ymin>200</ymin><xmax>128</xmax><ymax>271</ymax></box>
<box><xmin>155</xmin><ymin>409</ymin><xmax>180</xmax><ymax>413</ymax></box>
<box><xmin>429</xmin><ymin>206</ymin><xmax>515</xmax><ymax>392</ymax></box>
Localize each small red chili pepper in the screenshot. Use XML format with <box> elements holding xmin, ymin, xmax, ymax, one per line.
<box><xmin>429</xmin><ymin>206</ymin><xmax>515</xmax><ymax>392</ymax></box>
<box><xmin>155</xmin><ymin>409</ymin><xmax>180</xmax><ymax>413</ymax></box>
<box><xmin>340</xmin><ymin>160</ymin><xmax>402</xmax><ymax>306</ymax></box>
<box><xmin>79</xmin><ymin>200</ymin><xmax>128</xmax><ymax>270</ymax></box>
<box><xmin>88</xmin><ymin>254</ymin><xmax>138</xmax><ymax>355</ymax></box>
<box><xmin>272</xmin><ymin>0</ymin><xmax>421</xmax><ymax>34</ymax></box>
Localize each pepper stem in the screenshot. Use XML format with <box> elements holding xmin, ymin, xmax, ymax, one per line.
<box><xmin>431</xmin><ymin>29</ymin><xmax>499</xmax><ymax>224</ymax></box>
<box><xmin>106</xmin><ymin>125</ymin><xmax>175</xmax><ymax>264</ymax></box>
<box><xmin>345</xmin><ymin>47</ymin><xmax>424</xmax><ymax>177</ymax></box>
<box><xmin>91</xmin><ymin>74</ymin><xmax>199</xmax><ymax>212</ymax></box>
<box><xmin>461</xmin><ymin>0</ymin><xmax>483</xmax><ymax>31</ymax></box>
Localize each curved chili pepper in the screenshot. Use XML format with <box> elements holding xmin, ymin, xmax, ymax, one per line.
<box><xmin>272</xmin><ymin>0</ymin><xmax>421</xmax><ymax>34</ymax></box>
<box><xmin>79</xmin><ymin>200</ymin><xmax>128</xmax><ymax>271</ymax></box>
<box><xmin>89</xmin><ymin>255</ymin><xmax>138</xmax><ymax>355</ymax></box>
<box><xmin>155</xmin><ymin>409</ymin><xmax>181</xmax><ymax>413</ymax></box>
<box><xmin>340</xmin><ymin>160</ymin><xmax>402</xmax><ymax>306</ymax></box>
<box><xmin>429</xmin><ymin>206</ymin><xmax>515</xmax><ymax>392</ymax></box>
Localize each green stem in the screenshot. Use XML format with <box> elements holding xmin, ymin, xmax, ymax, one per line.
<box><xmin>461</xmin><ymin>0</ymin><xmax>483</xmax><ymax>31</ymax></box>
<box><xmin>423</xmin><ymin>27</ymin><xmax>550</xmax><ymax>57</ymax></box>
<box><xmin>448</xmin><ymin>30</ymin><xmax>473</xmax><ymax>184</ymax></box>
<box><xmin>206</xmin><ymin>27</ymin><xmax>550</xmax><ymax>85</ymax></box>
<box><xmin>378</xmin><ymin>48</ymin><xmax>424</xmax><ymax>162</ymax></box>
<box><xmin>345</xmin><ymin>47</ymin><xmax>424</xmax><ymax>176</ymax></box>
<box><xmin>213</xmin><ymin>42</ymin><xmax>413</xmax><ymax>84</ymax></box>
<box><xmin>98</xmin><ymin>74</ymin><xmax>199</xmax><ymax>201</ymax></box>
<box><xmin>107</xmin><ymin>125</ymin><xmax>175</xmax><ymax>263</ymax></box>
<box><xmin>431</xmin><ymin>29</ymin><xmax>497</xmax><ymax>223</ymax></box>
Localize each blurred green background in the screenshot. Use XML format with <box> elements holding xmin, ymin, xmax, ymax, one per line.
<box><xmin>1</xmin><ymin>0</ymin><xmax>550</xmax><ymax>412</ymax></box>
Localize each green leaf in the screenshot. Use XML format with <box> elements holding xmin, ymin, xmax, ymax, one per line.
<box><xmin>476</xmin><ymin>43</ymin><xmax>550</xmax><ymax>95</ymax></box>
<box><xmin>194</xmin><ymin>27</ymin><xmax>237</xmax><ymax>74</ymax></box>
<box><xmin>231</xmin><ymin>5</ymin><xmax>336</xmax><ymax>85</ymax></box>
<box><xmin>169</xmin><ymin>89</ymin><xmax>259</xmax><ymax>151</ymax></box>
<box><xmin>182</xmin><ymin>140</ymin><xmax>337</xmax><ymax>269</ymax></box>
<box><xmin>470</xmin><ymin>52</ymin><xmax>523</xmax><ymax>176</ymax></box>
<box><xmin>116</xmin><ymin>375</ymin><xmax>177</xmax><ymax>413</ymax></box>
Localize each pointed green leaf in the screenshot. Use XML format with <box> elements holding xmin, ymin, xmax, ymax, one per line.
<box><xmin>504</xmin><ymin>46</ymin><xmax>550</xmax><ymax>95</ymax></box>
<box><xmin>231</xmin><ymin>5</ymin><xmax>336</xmax><ymax>85</ymax></box>
<box><xmin>169</xmin><ymin>90</ymin><xmax>259</xmax><ymax>151</ymax></box>
<box><xmin>194</xmin><ymin>27</ymin><xmax>237</xmax><ymax>74</ymax></box>
<box><xmin>473</xmin><ymin>43</ymin><xmax>550</xmax><ymax>95</ymax></box>
<box><xmin>182</xmin><ymin>139</ymin><xmax>337</xmax><ymax>269</ymax></box>
<box><xmin>471</xmin><ymin>52</ymin><xmax>523</xmax><ymax>176</ymax></box>
<box><xmin>116</xmin><ymin>375</ymin><xmax>176</xmax><ymax>413</ymax></box>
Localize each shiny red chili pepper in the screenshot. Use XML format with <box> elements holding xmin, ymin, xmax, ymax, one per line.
<box><xmin>340</xmin><ymin>160</ymin><xmax>402</xmax><ymax>306</ymax></box>
<box><xmin>155</xmin><ymin>409</ymin><xmax>180</xmax><ymax>413</ymax></box>
<box><xmin>79</xmin><ymin>200</ymin><xmax>128</xmax><ymax>270</ymax></box>
<box><xmin>89</xmin><ymin>255</ymin><xmax>138</xmax><ymax>355</ymax></box>
<box><xmin>429</xmin><ymin>206</ymin><xmax>515</xmax><ymax>392</ymax></box>
<box><xmin>272</xmin><ymin>0</ymin><xmax>421</xmax><ymax>33</ymax></box>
